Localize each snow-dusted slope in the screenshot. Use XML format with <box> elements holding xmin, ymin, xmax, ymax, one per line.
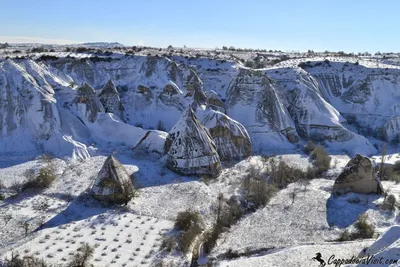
<box><xmin>226</xmin><ymin>68</ymin><xmax>299</xmax><ymax>151</ymax></box>
<box><xmin>2</xmin><ymin>54</ymin><xmax>400</xmax><ymax>159</ymax></box>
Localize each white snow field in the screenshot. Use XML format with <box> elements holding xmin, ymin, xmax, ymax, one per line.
<box><xmin>0</xmin><ymin>152</ymin><xmax>399</xmax><ymax>266</ymax></box>
<box><xmin>1</xmin><ymin>45</ymin><xmax>400</xmax><ymax>266</ymax></box>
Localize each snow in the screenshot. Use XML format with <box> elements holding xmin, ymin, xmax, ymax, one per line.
<box><xmin>1</xmin><ymin>46</ymin><xmax>400</xmax><ymax>266</ymax></box>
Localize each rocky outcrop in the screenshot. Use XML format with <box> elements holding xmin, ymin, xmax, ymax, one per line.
<box><xmin>74</xmin><ymin>83</ymin><xmax>104</xmax><ymax>122</ymax></box>
<box><xmin>91</xmin><ymin>155</ymin><xmax>134</xmax><ymax>204</ymax></box>
<box><xmin>226</xmin><ymin>69</ymin><xmax>299</xmax><ymax>148</ymax></box>
<box><xmin>98</xmin><ymin>80</ymin><xmax>123</xmax><ymax>119</ymax></box>
<box><xmin>164</xmin><ymin>108</ymin><xmax>222</xmax><ymax>177</ymax></box>
<box><xmin>205</xmin><ymin>90</ymin><xmax>225</xmax><ymax>113</ymax></box>
<box><xmin>199</xmin><ymin>108</ymin><xmax>251</xmax><ymax>160</ymax></box>
<box><xmin>383</xmin><ymin>117</ymin><xmax>400</xmax><ymax>143</ymax></box>
<box><xmin>333</xmin><ymin>154</ymin><xmax>383</xmax><ymax>195</ymax></box>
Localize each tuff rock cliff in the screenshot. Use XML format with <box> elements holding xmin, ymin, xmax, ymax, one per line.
<box><xmin>226</xmin><ymin>68</ymin><xmax>299</xmax><ymax>150</ymax></box>
<box><xmin>2</xmin><ymin>55</ymin><xmax>400</xmax><ymax>160</ymax></box>
<box><xmin>197</xmin><ymin>108</ymin><xmax>252</xmax><ymax>160</ymax></box>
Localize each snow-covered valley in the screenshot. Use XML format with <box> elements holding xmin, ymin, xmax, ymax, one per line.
<box><xmin>0</xmin><ymin>45</ymin><xmax>399</xmax><ymax>266</ymax></box>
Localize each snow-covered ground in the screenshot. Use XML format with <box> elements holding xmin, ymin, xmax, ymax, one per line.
<box><xmin>0</xmin><ymin>151</ymin><xmax>399</xmax><ymax>266</ymax></box>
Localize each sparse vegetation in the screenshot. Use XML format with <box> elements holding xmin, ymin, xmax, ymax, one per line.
<box><xmin>22</xmin><ymin>165</ymin><xmax>56</xmax><ymax>191</ymax></box>
<box><xmin>242</xmin><ymin>172</ymin><xmax>277</xmax><ymax>208</ymax></box>
<box><xmin>304</xmin><ymin>140</ymin><xmax>315</xmax><ymax>155</ymax></box>
<box><xmin>336</xmin><ymin>214</ymin><xmax>375</xmax><ymax>241</ymax></box>
<box><xmin>173</xmin><ymin>210</ymin><xmax>204</xmax><ymax>253</ymax></box>
<box><xmin>380</xmin><ymin>194</ymin><xmax>398</xmax><ymax>211</ymax></box>
<box><xmin>268</xmin><ymin>159</ymin><xmax>316</xmax><ymax>188</ymax></box>
<box><xmin>2</xmin><ymin>253</ymin><xmax>50</xmax><ymax>267</ymax></box>
<box><xmin>310</xmin><ymin>145</ymin><xmax>331</xmax><ymax>175</ymax></box>
<box><xmin>68</xmin><ymin>243</ymin><xmax>94</xmax><ymax>267</ymax></box>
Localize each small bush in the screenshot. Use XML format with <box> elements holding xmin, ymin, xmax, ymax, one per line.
<box><xmin>304</xmin><ymin>140</ymin><xmax>315</xmax><ymax>155</ymax></box>
<box><xmin>173</xmin><ymin>210</ymin><xmax>203</xmax><ymax>253</ymax></box>
<box><xmin>242</xmin><ymin>171</ymin><xmax>277</xmax><ymax>208</ymax></box>
<box><xmin>244</xmin><ymin>60</ymin><xmax>255</xmax><ymax>68</ymax></box>
<box><xmin>353</xmin><ymin>214</ymin><xmax>375</xmax><ymax>239</ymax></box>
<box><xmin>393</xmin><ymin>161</ymin><xmax>400</xmax><ymax>173</ymax></box>
<box><xmin>68</xmin><ymin>243</ymin><xmax>94</xmax><ymax>267</ymax></box>
<box><xmin>10</xmin><ymin>181</ymin><xmax>24</xmax><ymax>194</ymax></box>
<box><xmin>174</xmin><ymin>210</ymin><xmax>203</xmax><ymax>231</ymax></box>
<box><xmin>179</xmin><ymin>223</ymin><xmax>202</xmax><ymax>253</ymax></box>
<box><xmin>381</xmin><ymin>194</ymin><xmax>397</xmax><ymax>211</ymax></box>
<box><xmin>310</xmin><ymin>145</ymin><xmax>331</xmax><ymax>175</ymax></box>
<box><xmin>202</xmin><ymin>226</ymin><xmax>221</xmax><ymax>254</ymax></box>
<box><xmin>161</xmin><ymin>236</ymin><xmax>178</xmax><ymax>252</ymax></box>
<box><xmin>336</xmin><ymin>214</ymin><xmax>374</xmax><ymax>241</ymax></box>
<box><xmin>3</xmin><ymin>253</ymin><xmax>50</xmax><ymax>266</ymax></box>
<box><xmin>268</xmin><ymin>159</ymin><xmax>315</xmax><ymax>188</ymax></box>
<box><xmin>336</xmin><ymin>229</ymin><xmax>352</xmax><ymax>241</ymax></box>
<box><xmin>22</xmin><ymin>165</ymin><xmax>56</xmax><ymax>191</ymax></box>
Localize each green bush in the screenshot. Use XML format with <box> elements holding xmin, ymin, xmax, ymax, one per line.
<box><xmin>310</xmin><ymin>145</ymin><xmax>331</xmax><ymax>175</ymax></box>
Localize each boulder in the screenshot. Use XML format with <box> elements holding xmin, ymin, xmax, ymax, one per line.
<box><xmin>199</xmin><ymin>108</ymin><xmax>252</xmax><ymax>160</ymax></box>
<box><xmin>164</xmin><ymin>107</ymin><xmax>222</xmax><ymax>177</ymax></box>
<box><xmin>91</xmin><ymin>155</ymin><xmax>134</xmax><ymax>204</ymax></box>
<box><xmin>74</xmin><ymin>83</ymin><xmax>104</xmax><ymax>122</ymax></box>
<box><xmin>333</xmin><ymin>154</ymin><xmax>383</xmax><ymax>195</ymax></box>
<box><xmin>98</xmin><ymin>80</ymin><xmax>123</xmax><ymax>119</ymax></box>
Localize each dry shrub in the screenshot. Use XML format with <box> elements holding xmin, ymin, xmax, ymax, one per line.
<box><xmin>310</xmin><ymin>145</ymin><xmax>331</xmax><ymax>175</ymax></box>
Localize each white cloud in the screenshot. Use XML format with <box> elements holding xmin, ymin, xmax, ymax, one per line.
<box><xmin>0</xmin><ymin>36</ymin><xmax>81</xmax><ymax>45</ymax></box>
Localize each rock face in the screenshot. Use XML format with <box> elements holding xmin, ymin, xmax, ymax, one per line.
<box><xmin>98</xmin><ymin>80</ymin><xmax>123</xmax><ymax>119</ymax></box>
<box><xmin>91</xmin><ymin>155</ymin><xmax>134</xmax><ymax>204</ymax></box>
<box><xmin>164</xmin><ymin>108</ymin><xmax>222</xmax><ymax>177</ymax></box>
<box><xmin>226</xmin><ymin>69</ymin><xmax>299</xmax><ymax>149</ymax></box>
<box><xmin>74</xmin><ymin>83</ymin><xmax>104</xmax><ymax>122</ymax></box>
<box><xmin>205</xmin><ymin>90</ymin><xmax>225</xmax><ymax>113</ymax></box>
<box><xmin>333</xmin><ymin>154</ymin><xmax>383</xmax><ymax>195</ymax></box>
<box><xmin>199</xmin><ymin>108</ymin><xmax>252</xmax><ymax>160</ymax></box>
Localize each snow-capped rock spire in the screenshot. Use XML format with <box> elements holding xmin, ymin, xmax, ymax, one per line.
<box><xmin>74</xmin><ymin>82</ymin><xmax>104</xmax><ymax>122</ymax></box>
<box><xmin>98</xmin><ymin>79</ymin><xmax>124</xmax><ymax>119</ymax></box>
<box><xmin>165</xmin><ymin>107</ymin><xmax>222</xmax><ymax>177</ymax></box>
<box><xmin>91</xmin><ymin>155</ymin><xmax>134</xmax><ymax>204</ymax></box>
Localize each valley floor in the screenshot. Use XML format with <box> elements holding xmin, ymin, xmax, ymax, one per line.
<box><xmin>0</xmin><ymin>151</ymin><xmax>399</xmax><ymax>266</ymax></box>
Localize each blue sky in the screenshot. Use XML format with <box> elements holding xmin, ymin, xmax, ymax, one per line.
<box><xmin>1</xmin><ymin>0</ymin><xmax>399</xmax><ymax>52</ymax></box>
